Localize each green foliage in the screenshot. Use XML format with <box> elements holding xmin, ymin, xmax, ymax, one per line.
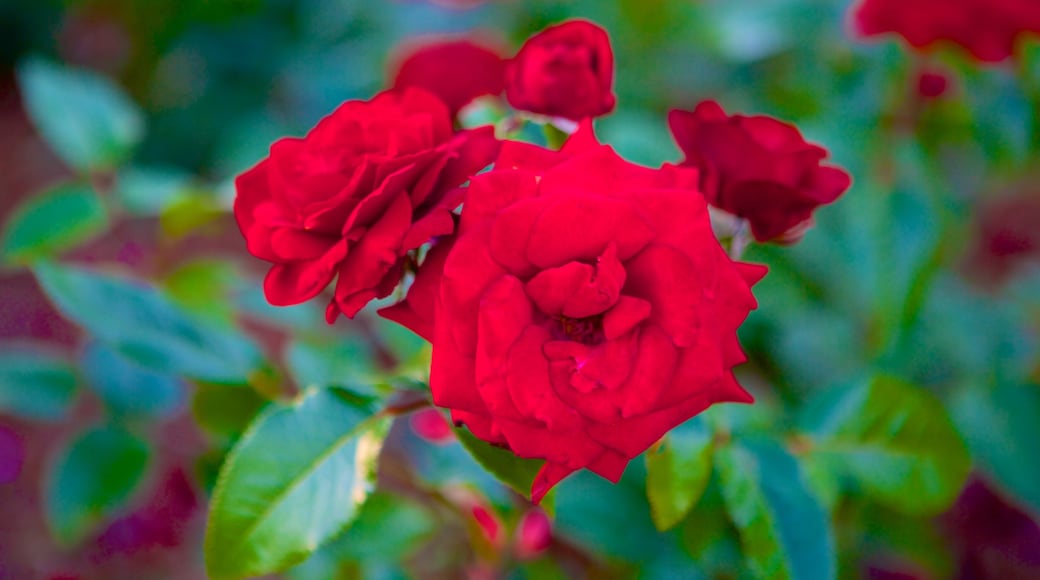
<box><xmin>288</xmin><ymin>492</ymin><xmax>436</xmax><ymax>578</ymax></box>
<box><xmin>33</xmin><ymin>262</ymin><xmax>265</xmax><ymax>384</ymax></box>
<box><xmin>716</xmin><ymin>440</ymin><xmax>835</xmax><ymax>580</ymax></box>
<box><xmin>79</xmin><ymin>342</ymin><xmax>184</xmax><ymax>419</ymax></box>
<box><xmin>204</xmin><ymin>387</ymin><xmax>388</xmax><ymax>579</ymax></box>
<box><xmin>455</xmin><ymin>424</ymin><xmax>548</xmax><ymax>505</ymax></box>
<box><xmin>951</xmin><ymin>382</ymin><xmax>1040</xmax><ymax>516</ymax></box>
<box><xmin>0</xmin><ymin>343</ymin><xmax>79</xmax><ymax>420</ymax></box>
<box><xmin>191</xmin><ymin>382</ymin><xmax>269</xmax><ymax>442</ymax></box>
<box><xmin>17</xmin><ymin>58</ymin><xmax>144</xmax><ymax>172</ymax></box>
<box><xmin>45</xmin><ymin>425</ymin><xmax>150</xmax><ymax>545</ymax></box>
<box><xmin>646</xmin><ymin>416</ymin><xmax>714</xmax><ymax>531</ymax></box>
<box><xmin>163</xmin><ymin>259</ymin><xmax>238</xmax><ymax>327</ymax></box>
<box><xmin>0</xmin><ymin>182</ymin><xmax>109</xmax><ymax>265</ymax></box>
<box><xmin>803</xmin><ymin>376</ymin><xmax>972</xmax><ymax>515</ymax></box>
<box><xmin>285</xmin><ymin>336</ymin><xmax>382</xmax><ymax>396</ymax></box>
<box><xmin>114</xmin><ymin>166</ymin><xmax>195</xmax><ymax>216</ymax></box>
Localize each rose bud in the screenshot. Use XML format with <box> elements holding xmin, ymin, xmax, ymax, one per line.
<box><xmin>851</xmin><ymin>0</ymin><xmax>1040</xmax><ymax>63</ymax></box>
<box><xmin>386</xmin><ymin>122</ymin><xmax>765</xmax><ymax>502</ymax></box>
<box><xmin>514</xmin><ymin>509</ymin><xmax>552</xmax><ymax>560</ymax></box>
<box><xmin>505</xmin><ymin>19</ymin><xmax>616</xmax><ymax>122</ymax></box>
<box><xmin>391</xmin><ymin>38</ymin><xmax>506</xmax><ymax>117</ymax></box>
<box><xmin>445</xmin><ymin>486</ymin><xmax>504</xmax><ymax>547</ymax></box>
<box><xmin>916</xmin><ymin>69</ymin><xmax>950</xmax><ymax>100</ymax></box>
<box><xmin>410</xmin><ymin>408</ymin><xmax>455</xmax><ymax>444</ymax></box>
<box><xmin>669</xmin><ymin>100</ymin><xmax>851</xmax><ymax>244</ymax></box>
<box><xmin>234</xmin><ymin>88</ymin><xmax>499</xmax><ymax>322</ymax></box>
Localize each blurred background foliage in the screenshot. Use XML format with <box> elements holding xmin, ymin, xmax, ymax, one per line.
<box><xmin>1</xmin><ymin>0</ymin><xmax>1039</xmax><ymax>578</ymax></box>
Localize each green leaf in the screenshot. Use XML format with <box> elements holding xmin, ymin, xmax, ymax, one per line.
<box><xmin>45</xmin><ymin>425</ymin><xmax>150</xmax><ymax>545</ymax></box>
<box><xmin>0</xmin><ymin>343</ymin><xmax>78</xmax><ymax>420</ymax></box>
<box><xmin>191</xmin><ymin>382</ymin><xmax>268</xmax><ymax>442</ymax></box>
<box><xmin>0</xmin><ymin>183</ymin><xmax>108</xmax><ymax>265</ymax></box>
<box><xmin>455</xmin><ymin>425</ymin><xmax>549</xmax><ymax>506</ymax></box>
<box><xmin>950</xmin><ymin>382</ymin><xmax>1040</xmax><ymax>516</ymax></box>
<box><xmin>163</xmin><ymin>259</ymin><xmax>237</xmax><ymax>327</ymax></box>
<box><xmin>33</xmin><ymin>262</ymin><xmax>264</xmax><ymax>384</ymax></box>
<box><xmin>205</xmin><ymin>388</ymin><xmax>387</xmax><ymax>579</ymax></box>
<box><xmin>17</xmin><ymin>57</ymin><xmax>144</xmax><ymax>171</ymax></box>
<box><xmin>804</xmin><ymin>376</ymin><xmax>971</xmax><ymax>515</ymax></box>
<box><xmin>80</xmin><ymin>342</ymin><xmax>184</xmax><ymax>418</ymax></box>
<box><xmin>114</xmin><ymin>166</ymin><xmax>193</xmax><ymax>216</ymax></box>
<box><xmin>716</xmin><ymin>440</ymin><xmax>835</xmax><ymax>580</ymax></box>
<box><xmin>288</xmin><ymin>491</ymin><xmax>435</xmax><ymax>579</ymax></box>
<box><xmin>646</xmin><ymin>416</ymin><xmax>714</xmax><ymax>531</ymax></box>
<box><xmin>159</xmin><ymin>192</ymin><xmax>226</xmax><ymax>240</ymax></box>
<box><xmin>285</xmin><ymin>336</ymin><xmax>381</xmax><ymax>396</ymax></box>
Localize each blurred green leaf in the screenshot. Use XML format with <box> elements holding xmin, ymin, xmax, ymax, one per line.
<box><xmin>17</xmin><ymin>57</ymin><xmax>144</xmax><ymax>172</ymax></box>
<box><xmin>205</xmin><ymin>387</ymin><xmax>387</xmax><ymax>579</ymax></box>
<box><xmin>804</xmin><ymin>376</ymin><xmax>971</xmax><ymax>515</ymax></box>
<box><xmin>455</xmin><ymin>425</ymin><xmax>548</xmax><ymax>506</ymax></box>
<box><xmin>80</xmin><ymin>342</ymin><xmax>184</xmax><ymax>419</ymax></box>
<box><xmin>159</xmin><ymin>192</ymin><xmax>226</xmax><ymax>240</ymax></box>
<box><xmin>114</xmin><ymin>166</ymin><xmax>194</xmax><ymax>216</ymax></box>
<box><xmin>554</xmin><ymin>462</ymin><xmax>671</xmax><ymax>564</ymax></box>
<box><xmin>192</xmin><ymin>382</ymin><xmax>269</xmax><ymax>442</ymax></box>
<box><xmin>33</xmin><ymin>262</ymin><xmax>265</xmax><ymax>384</ymax></box>
<box><xmin>289</xmin><ymin>491</ymin><xmax>435</xmax><ymax>579</ymax></box>
<box><xmin>163</xmin><ymin>259</ymin><xmax>237</xmax><ymax>327</ymax></box>
<box><xmin>285</xmin><ymin>337</ymin><xmax>380</xmax><ymax>395</ymax></box>
<box><xmin>646</xmin><ymin>416</ymin><xmax>713</xmax><ymax>531</ymax></box>
<box><xmin>716</xmin><ymin>440</ymin><xmax>835</xmax><ymax>580</ymax></box>
<box><xmin>0</xmin><ymin>343</ymin><xmax>78</xmax><ymax>420</ymax></box>
<box><xmin>0</xmin><ymin>183</ymin><xmax>108</xmax><ymax>265</ymax></box>
<box><xmin>45</xmin><ymin>425</ymin><xmax>150</xmax><ymax>545</ymax></box>
<box><xmin>951</xmin><ymin>382</ymin><xmax>1040</xmax><ymax>517</ymax></box>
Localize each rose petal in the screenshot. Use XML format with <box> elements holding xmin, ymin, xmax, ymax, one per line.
<box><xmin>329</xmin><ymin>193</ymin><xmax>413</xmax><ymax>318</ymax></box>
<box><xmin>263</xmin><ymin>239</ymin><xmax>349</xmax><ymax>306</ymax></box>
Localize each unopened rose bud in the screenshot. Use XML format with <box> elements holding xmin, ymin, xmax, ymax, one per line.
<box><xmin>514</xmin><ymin>509</ymin><xmax>552</xmax><ymax>560</ymax></box>
<box><xmin>410</xmin><ymin>408</ymin><xmax>455</xmax><ymax>444</ymax></box>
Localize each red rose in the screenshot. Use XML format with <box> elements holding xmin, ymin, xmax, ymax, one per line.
<box><xmin>505</xmin><ymin>20</ymin><xmax>616</xmax><ymax>121</ymax></box>
<box><xmin>234</xmin><ymin>88</ymin><xmax>498</xmax><ymax>322</ymax></box>
<box><xmin>852</xmin><ymin>0</ymin><xmax>1040</xmax><ymax>63</ymax></box>
<box><xmin>669</xmin><ymin>101</ymin><xmax>851</xmax><ymax>243</ymax></box>
<box><xmin>389</xmin><ymin>123</ymin><xmax>764</xmax><ymax>502</ymax></box>
<box><xmin>391</xmin><ymin>38</ymin><xmax>506</xmax><ymax>116</ymax></box>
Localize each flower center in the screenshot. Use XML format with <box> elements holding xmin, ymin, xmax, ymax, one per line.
<box><xmin>553</xmin><ymin>314</ymin><xmax>604</xmax><ymax>345</ymax></box>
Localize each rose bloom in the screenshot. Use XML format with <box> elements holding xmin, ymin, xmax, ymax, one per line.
<box><xmin>234</xmin><ymin>88</ymin><xmax>498</xmax><ymax>322</ymax></box>
<box><xmin>669</xmin><ymin>100</ymin><xmax>851</xmax><ymax>243</ymax></box>
<box><xmin>851</xmin><ymin>0</ymin><xmax>1040</xmax><ymax>63</ymax></box>
<box><xmin>391</xmin><ymin>38</ymin><xmax>506</xmax><ymax>116</ymax></box>
<box><xmin>505</xmin><ymin>19</ymin><xmax>616</xmax><ymax>122</ymax></box>
<box><xmin>387</xmin><ymin>123</ymin><xmax>764</xmax><ymax>501</ymax></box>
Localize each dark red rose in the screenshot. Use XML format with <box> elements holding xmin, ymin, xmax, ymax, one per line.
<box><xmin>852</xmin><ymin>0</ymin><xmax>1040</xmax><ymax>63</ymax></box>
<box><xmin>505</xmin><ymin>20</ymin><xmax>616</xmax><ymax>122</ymax></box>
<box><xmin>391</xmin><ymin>38</ymin><xmax>506</xmax><ymax>116</ymax></box>
<box><xmin>234</xmin><ymin>88</ymin><xmax>498</xmax><ymax>322</ymax></box>
<box><xmin>388</xmin><ymin>123</ymin><xmax>764</xmax><ymax>502</ymax></box>
<box><xmin>669</xmin><ymin>100</ymin><xmax>851</xmax><ymax>243</ymax></box>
